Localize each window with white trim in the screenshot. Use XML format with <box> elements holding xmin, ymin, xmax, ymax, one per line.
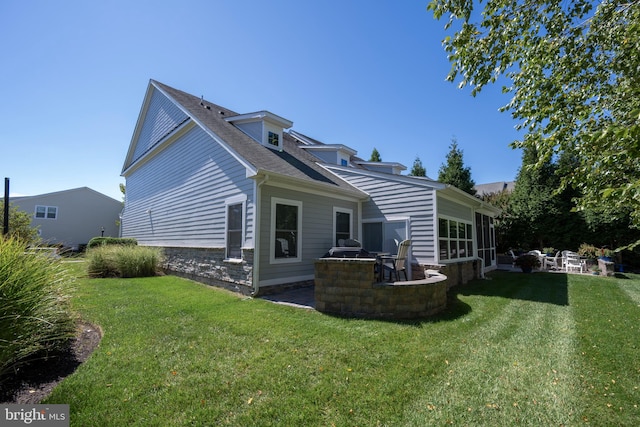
<box><xmin>35</xmin><ymin>205</ymin><xmax>58</xmax><ymax>220</ymax></box>
<box><xmin>225</xmin><ymin>197</ymin><xmax>245</xmax><ymax>259</ymax></box>
<box><xmin>267</xmin><ymin>131</ymin><xmax>279</xmax><ymax>147</ymax></box>
<box><xmin>271</xmin><ymin>198</ymin><xmax>302</xmax><ymax>262</ymax></box>
<box><xmin>334</xmin><ymin>208</ymin><xmax>352</xmax><ymax>246</ymax></box>
<box><xmin>439</xmin><ymin>217</ymin><xmax>473</xmax><ymax>260</ymax></box>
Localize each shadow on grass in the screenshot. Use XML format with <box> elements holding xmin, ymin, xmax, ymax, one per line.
<box><xmin>393</xmin><ymin>271</ymin><xmax>570</xmax><ymax>327</ymax></box>
<box><xmin>455</xmin><ymin>271</ymin><xmax>569</xmax><ymax>306</ymax></box>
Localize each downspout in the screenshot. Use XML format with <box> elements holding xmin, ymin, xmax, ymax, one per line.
<box><xmin>251</xmin><ymin>174</ymin><xmax>268</xmax><ymax>296</ymax></box>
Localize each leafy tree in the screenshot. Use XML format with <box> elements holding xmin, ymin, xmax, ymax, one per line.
<box><xmin>438</xmin><ymin>139</ymin><xmax>476</xmax><ymax>195</ymax></box>
<box><xmin>0</xmin><ymin>201</ymin><xmax>40</xmax><ymax>244</ymax></box>
<box><xmin>369</xmin><ymin>148</ymin><xmax>382</xmax><ymax>162</ymax></box>
<box><xmin>428</xmin><ymin>0</ymin><xmax>640</xmax><ymax>246</ymax></box>
<box><xmin>409</xmin><ymin>156</ymin><xmax>427</xmax><ymax>177</ymax></box>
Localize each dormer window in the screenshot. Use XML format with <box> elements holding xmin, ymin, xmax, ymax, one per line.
<box><xmin>225</xmin><ymin>111</ymin><xmax>292</xmax><ymax>151</ymax></box>
<box><xmin>268</xmin><ymin>131</ymin><xmax>279</xmax><ymax>147</ymax></box>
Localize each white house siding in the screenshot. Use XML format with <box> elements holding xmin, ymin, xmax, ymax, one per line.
<box><xmin>257</xmin><ymin>184</ymin><xmax>360</xmax><ymax>287</ymax></box>
<box><xmin>324</xmin><ymin>168</ymin><xmax>438</xmax><ymax>265</ymax></box>
<box><xmin>437</xmin><ymin>195</ymin><xmax>473</xmax><ymax>222</ymax></box>
<box><xmin>130</xmin><ymin>89</ymin><xmax>189</xmax><ymax>164</ymax></box>
<box><xmin>121</xmin><ymin>125</ymin><xmax>254</xmax><ymax>248</ymax></box>
<box><xmin>235</xmin><ymin>121</ymin><xmax>263</xmax><ymax>143</ymax></box>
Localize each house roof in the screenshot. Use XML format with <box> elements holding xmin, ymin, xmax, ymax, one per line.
<box><xmin>128</xmin><ymin>80</ymin><xmax>365</xmax><ymax>198</ymax></box>
<box><xmin>5</xmin><ymin>187</ymin><xmax>121</xmax><ymax>203</ymax></box>
<box><xmin>474</xmin><ymin>181</ymin><xmax>515</xmax><ymax>196</ymax></box>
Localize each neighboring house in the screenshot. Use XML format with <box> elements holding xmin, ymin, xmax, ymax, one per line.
<box><xmin>474</xmin><ymin>181</ymin><xmax>515</xmax><ymax>197</ymax></box>
<box><xmin>121</xmin><ymin>80</ymin><xmax>500</xmax><ymax>295</ymax></box>
<box><xmin>9</xmin><ymin>187</ymin><xmax>122</xmax><ymax>250</ymax></box>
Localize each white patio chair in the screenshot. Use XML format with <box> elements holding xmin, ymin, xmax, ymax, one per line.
<box><xmin>565</xmin><ymin>252</ymin><xmax>584</xmax><ymax>273</ymax></box>
<box><xmin>544</xmin><ymin>251</ymin><xmax>562</xmax><ymax>270</ymax></box>
<box><xmin>509</xmin><ymin>250</ymin><xmax>518</xmax><ymax>267</ymax></box>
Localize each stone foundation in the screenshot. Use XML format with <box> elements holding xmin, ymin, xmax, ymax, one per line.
<box><xmin>314</xmin><ymin>258</ymin><xmax>447</xmax><ymax>319</ymax></box>
<box><xmin>161</xmin><ymin>247</ymin><xmax>254</xmax><ymax>295</ymax></box>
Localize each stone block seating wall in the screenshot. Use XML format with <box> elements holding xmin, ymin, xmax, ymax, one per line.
<box><xmin>314</xmin><ymin>258</ymin><xmax>448</xmax><ymax>319</ymax></box>
<box><xmin>435</xmin><ymin>259</ymin><xmax>479</xmax><ymax>289</ymax></box>
<box><xmin>162</xmin><ymin>247</ymin><xmax>254</xmax><ymax>295</ymax></box>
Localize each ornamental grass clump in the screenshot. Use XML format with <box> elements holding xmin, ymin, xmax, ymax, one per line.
<box><xmin>0</xmin><ymin>238</ymin><xmax>75</xmax><ymax>380</ymax></box>
<box><xmin>87</xmin><ymin>245</ymin><xmax>163</xmax><ymax>278</ymax></box>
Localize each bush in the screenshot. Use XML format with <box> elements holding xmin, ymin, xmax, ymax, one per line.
<box><xmin>87</xmin><ymin>245</ymin><xmax>163</xmax><ymax>278</ymax></box>
<box><xmin>87</xmin><ymin>237</ymin><xmax>137</xmax><ymax>249</ymax></box>
<box><xmin>0</xmin><ymin>238</ymin><xmax>75</xmax><ymax>380</ymax></box>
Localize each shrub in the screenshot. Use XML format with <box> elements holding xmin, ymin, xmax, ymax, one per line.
<box><xmin>87</xmin><ymin>245</ymin><xmax>163</xmax><ymax>278</ymax></box>
<box><xmin>87</xmin><ymin>237</ymin><xmax>137</xmax><ymax>249</ymax></box>
<box><xmin>514</xmin><ymin>254</ymin><xmax>541</xmax><ymax>271</ymax></box>
<box><xmin>578</xmin><ymin>243</ymin><xmax>599</xmax><ymax>260</ymax></box>
<box><xmin>0</xmin><ymin>238</ymin><xmax>75</xmax><ymax>380</ymax></box>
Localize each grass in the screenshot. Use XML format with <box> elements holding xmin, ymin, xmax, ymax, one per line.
<box><xmin>46</xmin><ymin>266</ymin><xmax>640</xmax><ymax>426</ymax></box>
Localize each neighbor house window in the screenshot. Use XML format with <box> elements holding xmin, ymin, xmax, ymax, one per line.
<box><xmin>271</xmin><ymin>198</ymin><xmax>302</xmax><ymax>262</ymax></box>
<box><xmin>226</xmin><ymin>196</ymin><xmax>246</xmax><ymax>259</ymax></box>
<box><xmin>268</xmin><ymin>131</ymin><xmax>279</xmax><ymax>147</ymax></box>
<box><xmin>439</xmin><ymin>217</ymin><xmax>473</xmax><ymax>260</ymax></box>
<box><xmin>35</xmin><ymin>205</ymin><xmax>57</xmax><ymax>219</ymax></box>
<box><xmin>334</xmin><ymin>208</ymin><xmax>352</xmax><ymax>246</ymax></box>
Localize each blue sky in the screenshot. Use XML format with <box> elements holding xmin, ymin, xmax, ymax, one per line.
<box><xmin>1</xmin><ymin>0</ymin><xmax>523</xmax><ymax>201</ymax></box>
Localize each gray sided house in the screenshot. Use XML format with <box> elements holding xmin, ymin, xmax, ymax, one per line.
<box><xmin>121</xmin><ymin>80</ymin><xmax>500</xmax><ymax>295</ymax></box>
<box><xmin>9</xmin><ymin>187</ymin><xmax>122</xmax><ymax>250</ymax></box>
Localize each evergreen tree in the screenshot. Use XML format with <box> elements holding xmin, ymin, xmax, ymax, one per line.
<box><xmin>437</xmin><ymin>139</ymin><xmax>476</xmax><ymax>195</ymax></box>
<box><xmin>409</xmin><ymin>156</ymin><xmax>426</xmax><ymax>177</ymax></box>
<box><xmin>505</xmin><ymin>148</ymin><xmax>587</xmax><ymax>250</ymax></box>
<box><xmin>369</xmin><ymin>148</ymin><xmax>381</xmax><ymax>162</ymax></box>
<box><xmin>0</xmin><ymin>201</ymin><xmax>40</xmax><ymax>243</ymax></box>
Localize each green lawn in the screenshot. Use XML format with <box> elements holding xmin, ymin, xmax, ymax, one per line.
<box><xmin>47</xmin><ymin>264</ymin><xmax>640</xmax><ymax>426</ymax></box>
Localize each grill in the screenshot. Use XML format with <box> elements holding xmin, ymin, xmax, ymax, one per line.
<box><xmin>322</xmin><ymin>247</ymin><xmax>374</xmax><ymax>258</ymax></box>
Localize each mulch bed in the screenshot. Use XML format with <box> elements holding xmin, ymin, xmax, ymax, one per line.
<box><xmin>0</xmin><ymin>321</ymin><xmax>102</xmax><ymax>404</ymax></box>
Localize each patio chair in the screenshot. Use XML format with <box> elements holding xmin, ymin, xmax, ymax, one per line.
<box><xmin>509</xmin><ymin>250</ymin><xmax>518</xmax><ymax>268</ymax></box>
<box><xmin>382</xmin><ymin>239</ymin><xmax>411</xmax><ymax>281</ymax></box>
<box><xmin>544</xmin><ymin>251</ymin><xmax>562</xmax><ymax>270</ymax></box>
<box><xmin>565</xmin><ymin>252</ymin><xmax>585</xmax><ymax>273</ymax></box>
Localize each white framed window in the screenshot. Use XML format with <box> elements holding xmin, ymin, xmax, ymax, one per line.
<box><xmin>333</xmin><ymin>207</ymin><xmax>352</xmax><ymax>246</ymax></box>
<box><xmin>439</xmin><ymin>216</ymin><xmax>474</xmax><ymax>261</ymax></box>
<box><xmin>225</xmin><ymin>196</ymin><xmax>246</xmax><ymax>260</ymax></box>
<box><xmin>267</xmin><ymin>131</ymin><xmax>279</xmax><ymax>147</ymax></box>
<box><xmin>35</xmin><ymin>205</ymin><xmax>57</xmax><ymax>220</ymax></box>
<box><xmin>271</xmin><ymin>197</ymin><xmax>302</xmax><ymax>263</ymax></box>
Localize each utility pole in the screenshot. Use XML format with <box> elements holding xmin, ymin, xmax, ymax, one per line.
<box><xmin>3</xmin><ymin>178</ymin><xmax>9</xmax><ymax>236</ymax></box>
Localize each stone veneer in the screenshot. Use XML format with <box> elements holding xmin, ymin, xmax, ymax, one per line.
<box><xmin>161</xmin><ymin>247</ymin><xmax>254</xmax><ymax>295</ymax></box>
<box><xmin>314</xmin><ymin>258</ymin><xmax>448</xmax><ymax>319</ymax></box>
<box><xmin>421</xmin><ymin>259</ymin><xmax>481</xmax><ymax>289</ymax></box>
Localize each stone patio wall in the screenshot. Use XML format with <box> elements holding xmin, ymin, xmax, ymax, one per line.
<box><xmin>314</xmin><ymin>258</ymin><xmax>447</xmax><ymax>319</ymax></box>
